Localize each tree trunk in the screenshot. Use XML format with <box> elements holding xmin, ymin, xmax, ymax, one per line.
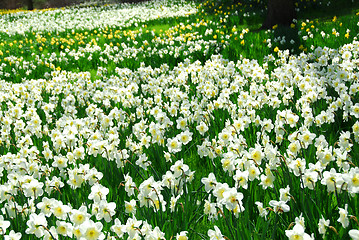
<box><xmin>262</xmin><ymin>0</ymin><xmax>295</xmax><ymax>29</ymax></box>
<box><xmin>0</xmin><ymin>0</ymin><xmax>5</xmax><ymax>9</ymax></box>
<box><xmin>27</xmin><ymin>0</ymin><xmax>33</xmax><ymax>10</ymax></box>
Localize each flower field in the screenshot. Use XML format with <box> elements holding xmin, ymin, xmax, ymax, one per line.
<box><xmin>0</xmin><ymin>0</ymin><xmax>359</xmax><ymax>239</ymax></box>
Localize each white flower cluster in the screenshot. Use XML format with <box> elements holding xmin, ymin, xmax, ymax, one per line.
<box><xmin>0</xmin><ymin>1</ymin><xmax>359</xmax><ymax>239</ymax></box>
<box><xmin>1</xmin><ymin>40</ymin><xmax>359</xmax><ymax>236</ymax></box>
<box><xmin>0</xmin><ymin>0</ymin><xmax>197</xmax><ymax>36</ymax></box>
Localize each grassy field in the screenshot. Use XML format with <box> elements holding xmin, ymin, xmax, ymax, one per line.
<box><xmin>0</xmin><ymin>0</ymin><xmax>359</xmax><ymax>239</ymax></box>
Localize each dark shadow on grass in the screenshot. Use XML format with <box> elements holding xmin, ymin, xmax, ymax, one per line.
<box><xmin>250</xmin><ymin>0</ymin><xmax>359</xmax><ymax>58</ymax></box>
<box><xmin>296</xmin><ymin>0</ymin><xmax>359</xmax><ymax>21</ymax></box>
<box><xmin>272</xmin><ymin>25</ymin><xmax>301</xmax><ymax>55</ymax></box>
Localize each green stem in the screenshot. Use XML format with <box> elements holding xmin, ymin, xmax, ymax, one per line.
<box><xmin>271</xmin><ymin>213</ymin><xmax>279</xmax><ymax>240</ymax></box>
